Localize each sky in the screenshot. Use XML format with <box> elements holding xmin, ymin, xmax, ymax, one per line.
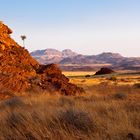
<box><xmin>0</xmin><ymin>0</ymin><xmax>140</xmax><ymax>57</ymax></box>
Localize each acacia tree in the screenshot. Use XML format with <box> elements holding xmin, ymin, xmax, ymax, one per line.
<box><xmin>21</xmin><ymin>35</ymin><xmax>26</xmax><ymax>47</ymax></box>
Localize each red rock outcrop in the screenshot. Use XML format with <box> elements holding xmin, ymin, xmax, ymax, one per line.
<box><xmin>94</xmin><ymin>67</ymin><xmax>115</xmax><ymax>75</ymax></box>
<box><xmin>0</xmin><ymin>22</ymin><xmax>83</xmax><ymax>99</ymax></box>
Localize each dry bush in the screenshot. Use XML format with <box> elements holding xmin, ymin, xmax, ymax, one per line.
<box><xmin>58</xmin><ymin>96</ymin><xmax>75</xmax><ymax>107</ymax></box>
<box><xmin>85</xmin><ymin>75</ymin><xmax>91</xmax><ymax>78</ymax></box>
<box><xmin>113</xmin><ymin>93</ymin><xmax>127</xmax><ymax>100</ymax></box>
<box><xmin>108</xmin><ymin>76</ymin><xmax>117</xmax><ymax>81</ymax></box>
<box><xmin>55</xmin><ymin>108</ymin><xmax>95</xmax><ymax>133</ymax></box>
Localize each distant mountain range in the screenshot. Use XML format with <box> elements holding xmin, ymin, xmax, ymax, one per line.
<box><xmin>31</xmin><ymin>49</ymin><xmax>78</xmax><ymax>64</ymax></box>
<box><xmin>31</xmin><ymin>49</ymin><xmax>140</xmax><ymax>71</ymax></box>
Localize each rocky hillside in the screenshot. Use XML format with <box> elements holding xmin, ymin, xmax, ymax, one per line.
<box><xmin>0</xmin><ymin>22</ymin><xmax>83</xmax><ymax>99</ymax></box>
<box><xmin>31</xmin><ymin>49</ymin><xmax>140</xmax><ymax>70</ymax></box>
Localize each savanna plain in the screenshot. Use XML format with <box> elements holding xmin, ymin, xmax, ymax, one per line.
<box><xmin>0</xmin><ymin>71</ymin><xmax>140</xmax><ymax>140</ymax></box>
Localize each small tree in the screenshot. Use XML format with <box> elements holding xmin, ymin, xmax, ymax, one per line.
<box><xmin>21</xmin><ymin>35</ymin><xmax>26</xmax><ymax>47</ymax></box>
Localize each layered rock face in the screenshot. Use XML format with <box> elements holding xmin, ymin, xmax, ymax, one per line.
<box><xmin>0</xmin><ymin>22</ymin><xmax>83</xmax><ymax>99</ymax></box>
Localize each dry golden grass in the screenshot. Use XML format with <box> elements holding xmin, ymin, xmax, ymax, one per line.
<box><xmin>66</xmin><ymin>71</ymin><xmax>140</xmax><ymax>86</ymax></box>
<box><xmin>0</xmin><ymin>91</ymin><xmax>140</xmax><ymax>140</ymax></box>
<box><xmin>0</xmin><ymin>71</ymin><xmax>140</xmax><ymax>140</ymax></box>
<box><xmin>63</xmin><ymin>71</ymin><xmax>95</xmax><ymax>77</ymax></box>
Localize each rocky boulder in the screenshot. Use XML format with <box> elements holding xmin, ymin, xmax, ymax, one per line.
<box><xmin>94</xmin><ymin>67</ymin><xmax>115</xmax><ymax>75</ymax></box>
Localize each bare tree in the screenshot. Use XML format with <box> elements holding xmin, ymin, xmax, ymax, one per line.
<box><xmin>21</xmin><ymin>35</ymin><xmax>26</xmax><ymax>47</ymax></box>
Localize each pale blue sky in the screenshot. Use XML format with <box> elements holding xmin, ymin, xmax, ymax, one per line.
<box><xmin>1</xmin><ymin>0</ymin><xmax>140</xmax><ymax>56</ymax></box>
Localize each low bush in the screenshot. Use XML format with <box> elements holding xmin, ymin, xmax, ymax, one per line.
<box><xmin>56</xmin><ymin>108</ymin><xmax>95</xmax><ymax>133</ymax></box>
<box><xmin>85</xmin><ymin>75</ymin><xmax>91</xmax><ymax>78</ymax></box>
<box><xmin>108</xmin><ymin>76</ymin><xmax>117</xmax><ymax>81</ymax></box>
<box><xmin>113</xmin><ymin>93</ymin><xmax>127</xmax><ymax>100</ymax></box>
